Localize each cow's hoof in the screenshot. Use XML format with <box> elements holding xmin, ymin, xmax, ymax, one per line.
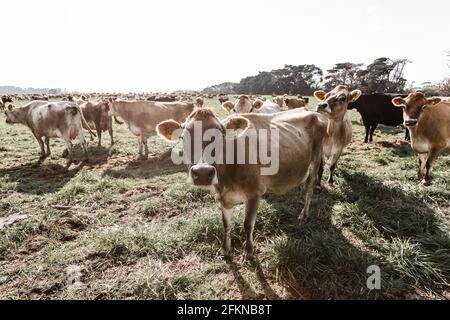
<box><xmin>137</xmin><ymin>155</ymin><xmax>147</xmax><ymax>161</ymax></box>
<box><xmin>298</xmin><ymin>213</ymin><xmax>306</xmax><ymax>221</ymax></box>
<box><xmin>420</xmin><ymin>179</ymin><xmax>431</xmax><ymax>186</ymax></box>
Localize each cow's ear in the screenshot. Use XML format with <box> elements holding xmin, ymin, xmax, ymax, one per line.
<box><xmin>156</xmin><ymin>120</ymin><xmax>182</xmax><ymax>142</ymax></box>
<box><xmin>253</xmin><ymin>99</ymin><xmax>264</xmax><ymax>110</ymax></box>
<box><xmin>425</xmin><ymin>97</ymin><xmax>441</xmax><ymax>106</ymax></box>
<box><xmin>7</xmin><ymin>104</ymin><xmax>15</xmax><ymax>111</ymax></box>
<box><xmin>392</xmin><ymin>97</ymin><xmax>405</xmax><ymax>107</ymax></box>
<box><xmin>223</xmin><ymin>116</ymin><xmax>250</xmax><ymax>137</ymax></box>
<box><xmin>222</xmin><ymin>101</ymin><xmax>234</xmax><ymax>112</ymax></box>
<box><xmin>348</xmin><ymin>90</ymin><xmax>362</xmax><ymax>103</ymax></box>
<box><xmin>314</xmin><ymin>90</ymin><xmax>326</xmax><ymax>101</ymax></box>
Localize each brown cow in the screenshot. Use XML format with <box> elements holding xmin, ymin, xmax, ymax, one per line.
<box><xmin>107</xmin><ymin>99</ymin><xmax>196</xmax><ymax>159</ymax></box>
<box><xmin>218</xmin><ymin>96</ymin><xmax>229</xmax><ymax>104</ymax></box>
<box><xmin>314</xmin><ymin>85</ymin><xmax>362</xmax><ymax>188</ymax></box>
<box><xmin>222</xmin><ymin>95</ymin><xmax>280</xmax><ymax>114</ymax></box>
<box><xmin>156</xmin><ymin>108</ymin><xmax>327</xmax><ymax>259</ymax></box>
<box><xmin>273</xmin><ymin>96</ymin><xmax>284</xmax><ymax>109</ymax></box>
<box><xmin>392</xmin><ymin>92</ymin><xmax>450</xmax><ymax>184</ymax></box>
<box><xmin>285</xmin><ymin>98</ymin><xmax>306</xmax><ymax>110</ymax></box>
<box><xmin>80</xmin><ymin>99</ymin><xmax>122</xmax><ymax>147</ymax></box>
<box><xmin>5</xmin><ymin>101</ymin><xmax>95</xmax><ymax>163</ymax></box>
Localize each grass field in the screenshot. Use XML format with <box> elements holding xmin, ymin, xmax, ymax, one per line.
<box><xmin>0</xmin><ymin>97</ymin><xmax>449</xmax><ymax>300</ymax></box>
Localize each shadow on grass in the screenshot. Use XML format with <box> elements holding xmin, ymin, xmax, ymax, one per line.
<box><xmin>376</xmin><ymin>141</ymin><xmax>414</xmax><ymax>158</ymax></box>
<box><xmin>102</xmin><ymin>150</ymin><xmax>185</xmax><ymax>179</ymax></box>
<box><xmin>252</xmin><ymin>168</ymin><xmax>449</xmax><ymax>299</ymax></box>
<box><xmin>0</xmin><ymin>161</ymin><xmax>81</xmax><ymax>195</ymax></box>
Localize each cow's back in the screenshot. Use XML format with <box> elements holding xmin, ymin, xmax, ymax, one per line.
<box><xmin>113</xmin><ymin>100</ymin><xmax>194</xmax><ymax>135</ymax></box>
<box><xmin>239</xmin><ymin>109</ymin><xmax>327</xmax><ymax>194</ymax></box>
<box><xmin>29</xmin><ymin>102</ymin><xmax>81</xmax><ymax>139</ymax></box>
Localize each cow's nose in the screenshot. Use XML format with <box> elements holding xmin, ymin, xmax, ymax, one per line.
<box><xmin>189</xmin><ymin>165</ymin><xmax>217</xmax><ymax>186</ymax></box>
<box><xmin>404</xmin><ymin>119</ymin><xmax>418</xmax><ymax>127</ymax></box>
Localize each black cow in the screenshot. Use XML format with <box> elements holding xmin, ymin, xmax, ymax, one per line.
<box><xmin>348</xmin><ymin>93</ymin><xmax>409</xmax><ymax>143</ymax></box>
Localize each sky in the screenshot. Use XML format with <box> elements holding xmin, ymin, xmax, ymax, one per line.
<box><xmin>1</xmin><ymin>0</ymin><xmax>449</xmax><ymax>93</ymax></box>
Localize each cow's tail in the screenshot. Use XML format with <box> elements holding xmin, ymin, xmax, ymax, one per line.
<box><xmin>113</xmin><ymin>116</ymin><xmax>124</xmax><ymax>125</ymax></box>
<box><xmin>71</xmin><ymin>103</ymin><xmax>97</xmax><ymax>137</ymax></box>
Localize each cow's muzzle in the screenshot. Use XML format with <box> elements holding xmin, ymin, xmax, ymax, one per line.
<box><xmin>188</xmin><ymin>164</ymin><xmax>218</xmax><ymax>186</ymax></box>
<box><xmin>317</xmin><ymin>103</ymin><xmax>331</xmax><ymax>114</ymax></box>
<box><xmin>404</xmin><ymin>119</ymin><xmax>418</xmax><ymax>127</ymax></box>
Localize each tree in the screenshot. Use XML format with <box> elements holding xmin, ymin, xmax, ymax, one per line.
<box><xmin>233</xmin><ymin>64</ymin><xmax>323</xmax><ymax>95</ymax></box>
<box><xmin>357</xmin><ymin>57</ymin><xmax>409</xmax><ymax>93</ymax></box>
<box><xmin>439</xmin><ymin>78</ymin><xmax>450</xmax><ymax>96</ymax></box>
<box><xmin>324</xmin><ymin>62</ymin><xmax>363</xmax><ymax>91</ymax></box>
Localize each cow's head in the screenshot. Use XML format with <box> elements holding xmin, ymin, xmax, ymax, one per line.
<box><xmin>314</xmin><ymin>85</ymin><xmax>362</xmax><ymax>119</ymax></box>
<box><xmin>5</xmin><ymin>104</ymin><xmax>18</xmax><ymax>124</ymax></box>
<box><xmin>106</xmin><ymin>97</ymin><xmax>118</xmax><ymax>116</ymax></box>
<box><xmin>222</xmin><ymin>95</ymin><xmax>264</xmax><ymax>113</ymax></box>
<box><xmin>392</xmin><ymin>92</ymin><xmax>441</xmax><ymax>127</ymax></box>
<box><xmin>157</xmin><ymin>108</ymin><xmax>249</xmax><ymax>187</ymax></box>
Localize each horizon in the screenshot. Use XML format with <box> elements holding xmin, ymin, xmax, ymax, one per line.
<box><xmin>1</xmin><ymin>0</ymin><xmax>449</xmax><ymax>93</ymax></box>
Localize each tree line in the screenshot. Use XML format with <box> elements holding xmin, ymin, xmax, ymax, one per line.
<box><xmin>202</xmin><ymin>56</ymin><xmax>450</xmax><ymax>96</ymax></box>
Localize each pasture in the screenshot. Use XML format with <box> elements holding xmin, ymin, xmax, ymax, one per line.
<box><xmin>0</xmin><ymin>97</ymin><xmax>449</xmax><ymax>299</ymax></box>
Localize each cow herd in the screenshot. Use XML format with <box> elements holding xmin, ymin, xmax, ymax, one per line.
<box><xmin>2</xmin><ymin>85</ymin><xmax>449</xmax><ymax>259</ymax></box>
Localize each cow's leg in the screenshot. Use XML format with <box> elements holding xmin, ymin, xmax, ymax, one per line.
<box><xmin>364</xmin><ymin>124</ymin><xmax>370</xmax><ymax>143</ymax></box>
<box><xmin>63</xmin><ymin>138</ymin><xmax>73</xmax><ymax>165</ymax></box>
<box><xmin>417</xmin><ymin>153</ymin><xmax>427</xmax><ymax>181</ymax></box>
<box><xmin>44</xmin><ymin>137</ymin><xmax>51</xmax><ymax>156</ymax></box>
<box><xmin>221</xmin><ymin>206</ymin><xmax>233</xmax><ymax>257</ymax></box>
<box><xmin>423</xmin><ymin>148</ymin><xmax>441</xmax><ymax>185</ymax></box>
<box><xmin>78</xmin><ymin>130</ymin><xmax>89</xmax><ymax>161</ymax></box>
<box><xmin>32</xmin><ymin>132</ymin><xmax>46</xmax><ymax>158</ymax></box>
<box><xmin>299</xmin><ymin>166</ymin><xmax>319</xmax><ymax>220</ymax></box>
<box><xmin>405</xmin><ymin>129</ymin><xmax>410</xmax><ymax>141</ymax></box>
<box><xmin>328</xmin><ymin>152</ymin><xmax>342</xmax><ymax>188</ymax></box>
<box><xmin>143</xmin><ymin>136</ymin><xmax>149</xmax><ymax>158</ymax></box>
<box><xmin>369</xmin><ymin>124</ymin><xmax>377</xmax><ymax>143</ymax></box>
<box><xmin>315</xmin><ymin>157</ymin><xmax>324</xmax><ymax>191</ymax></box>
<box><xmin>97</xmin><ymin>128</ymin><xmax>102</xmax><ymax>147</ymax></box>
<box><xmin>243</xmin><ymin>197</ymin><xmax>260</xmax><ymax>260</ymax></box>
<box><xmin>137</xmin><ymin>136</ymin><xmax>144</xmax><ymax>159</ymax></box>
<box><xmin>109</xmin><ymin>119</ymin><xmax>114</xmax><ymax>146</ymax></box>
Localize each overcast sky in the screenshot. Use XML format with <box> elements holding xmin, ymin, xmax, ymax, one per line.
<box><xmin>1</xmin><ymin>0</ymin><xmax>449</xmax><ymax>92</ymax></box>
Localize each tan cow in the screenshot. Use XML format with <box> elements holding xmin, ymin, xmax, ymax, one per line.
<box><xmin>5</xmin><ymin>101</ymin><xmax>95</xmax><ymax>163</ymax></box>
<box><xmin>156</xmin><ymin>108</ymin><xmax>327</xmax><ymax>259</ymax></box>
<box><xmin>314</xmin><ymin>85</ymin><xmax>362</xmax><ymax>188</ymax></box>
<box><xmin>392</xmin><ymin>92</ymin><xmax>450</xmax><ymax>184</ymax></box>
<box><xmin>107</xmin><ymin>99</ymin><xmax>196</xmax><ymax>159</ymax></box>
<box><xmin>273</xmin><ymin>96</ymin><xmax>284</xmax><ymax>109</ymax></box>
<box><xmin>285</xmin><ymin>98</ymin><xmax>307</xmax><ymax>110</ymax></box>
<box><xmin>222</xmin><ymin>95</ymin><xmax>280</xmax><ymax>114</ymax></box>
<box><xmin>80</xmin><ymin>99</ymin><xmax>123</xmax><ymax>147</ymax></box>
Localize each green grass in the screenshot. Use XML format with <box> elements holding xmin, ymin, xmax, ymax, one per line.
<box><xmin>0</xmin><ymin>97</ymin><xmax>449</xmax><ymax>299</ymax></box>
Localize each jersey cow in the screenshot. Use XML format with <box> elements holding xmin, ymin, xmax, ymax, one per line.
<box><xmin>392</xmin><ymin>92</ymin><xmax>450</xmax><ymax>184</ymax></box>
<box><xmin>107</xmin><ymin>99</ymin><xmax>197</xmax><ymax>159</ymax></box>
<box><xmin>222</xmin><ymin>95</ymin><xmax>280</xmax><ymax>114</ymax></box>
<box><xmin>314</xmin><ymin>85</ymin><xmax>362</xmax><ymax>188</ymax></box>
<box><xmin>156</xmin><ymin>108</ymin><xmax>327</xmax><ymax>259</ymax></box>
<box><xmin>5</xmin><ymin>101</ymin><xmax>95</xmax><ymax>164</ymax></box>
